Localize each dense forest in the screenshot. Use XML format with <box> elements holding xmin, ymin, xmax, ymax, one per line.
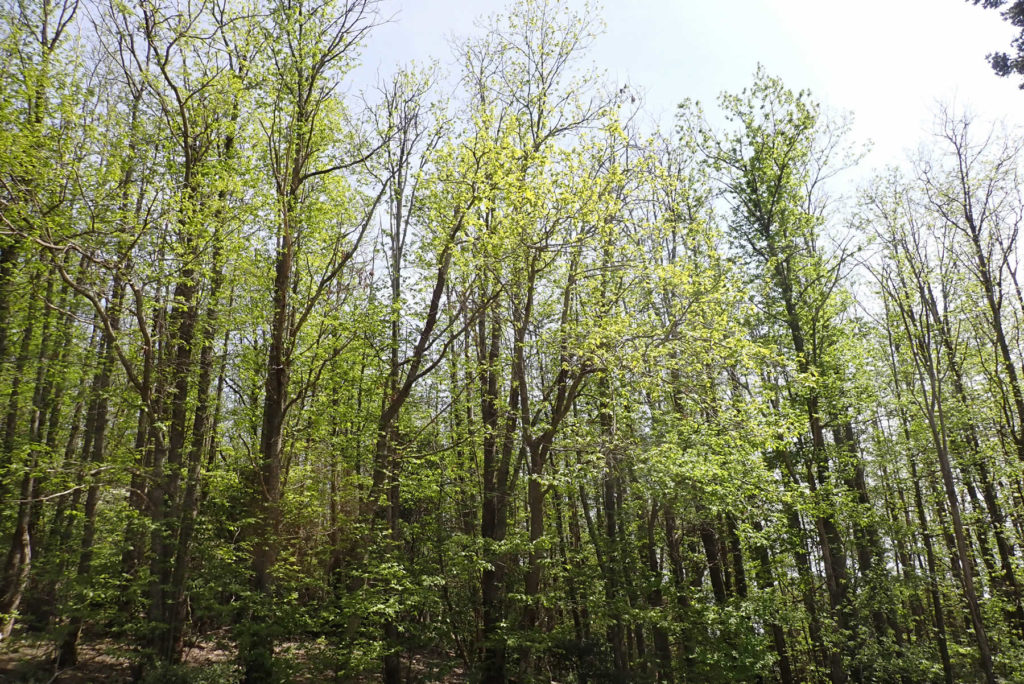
<box><xmin>2</xmin><ymin>0</ymin><xmax>1024</xmax><ymax>681</ymax></box>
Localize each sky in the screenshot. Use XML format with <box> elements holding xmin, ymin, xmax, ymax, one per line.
<box><xmin>352</xmin><ymin>0</ymin><xmax>1022</xmax><ymax>170</ymax></box>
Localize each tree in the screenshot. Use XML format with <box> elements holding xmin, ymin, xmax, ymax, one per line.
<box><xmin>683</xmin><ymin>68</ymin><xmax>894</xmax><ymax>682</ymax></box>
<box><xmin>969</xmin><ymin>0</ymin><xmax>1024</xmax><ymax>84</ymax></box>
<box><xmin>239</xmin><ymin>0</ymin><xmax>385</xmax><ymax>679</ymax></box>
<box><xmin>6</xmin><ymin>2</ymin><xmax>1024</xmax><ymax>682</ymax></box>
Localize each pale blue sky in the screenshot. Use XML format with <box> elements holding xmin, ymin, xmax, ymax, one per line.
<box><xmin>353</xmin><ymin>0</ymin><xmax>1021</xmax><ymax>167</ymax></box>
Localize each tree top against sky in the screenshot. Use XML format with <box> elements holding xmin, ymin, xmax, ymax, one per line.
<box><xmin>354</xmin><ymin>0</ymin><xmax>1022</xmax><ymax>171</ymax></box>
<box><xmin>970</xmin><ymin>0</ymin><xmax>1024</xmax><ymax>83</ymax></box>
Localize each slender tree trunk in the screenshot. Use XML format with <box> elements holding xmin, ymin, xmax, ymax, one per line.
<box><xmin>243</xmin><ymin>211</ymin><xmax>292</xmax><ymax>684</ymax></box>
<box><xmin>480</xmin><ymin>308</ymin><xmax>516</xmax><ymax>684</ymax></box>
<box><xmin>57</xmin><ymin>278</ymin><xmax>123</xmax><ymax>667</ymax></box>
<box><xmin>644</xmin><ymin>503</ymin><xmax>674</xmax><ymax>684</ymax></box>
<box><xmin>918</xmin><ymin>367</ymin><xmax>995</xmax><ymax>683</ymax></box>
<box><xmin>0</xmin><ymin>274</ymin><xmax>61</xmax><ymax>640</ymax></box>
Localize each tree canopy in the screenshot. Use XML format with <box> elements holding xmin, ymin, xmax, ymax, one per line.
<box><xmin>971</xmin><ymin>0</ymin><xmax>1024</xmax><ymax>83</ymax></box>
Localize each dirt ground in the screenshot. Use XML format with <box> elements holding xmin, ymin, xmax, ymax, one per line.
<box><xmin>0</xmin><ymin>635</ymin><xmax>466</xmax><ymax>683</ymax></box>
<box><xmin>0</xmin><ymin>637</ymin><xmax>132</xmax><ymax>683</ymax></box>
<box><xmin>0</xmin><ymin>636</ymin><xmax>236</xmax><ymax>683</ymax></box>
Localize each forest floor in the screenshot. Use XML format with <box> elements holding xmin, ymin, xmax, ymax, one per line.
<box><xmin>0</xmin><ymin>634</ymin><xmax>233</xmax><ymax>683</ymax></box>
<box><xmin>0</xmin><ymin>634</ymin><xmax>468</xmax><ymax>683</ymax></box>
<box><xmin>2</xmin><ymin>638</ymin><xmax>133</xmax><ymax>683</ymax></box>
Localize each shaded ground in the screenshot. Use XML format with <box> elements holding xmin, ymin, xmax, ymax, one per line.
<box><xmin>0</xmin><ymin>635</ymin><xmax>235</xmax><ymax>683</ymax></box>
<box><xmin>0</xmin><ymin>637</ymin><xmax>134</xmax><ymax>683</ymax></box>
<box><xmin>0</xmin><ymin>635</ymin><xmax>466</xmax><ymax>683</ymax></box>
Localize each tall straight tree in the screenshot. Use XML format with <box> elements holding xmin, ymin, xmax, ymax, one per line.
<box><xmin>685</xmin><ymin>69</ymin><xmax>890</xmax><ymax>682</ymax></box>
<box><xmin>242</xmin><ymin>0</ymin><xmax>385</xmax><ymax>679</ymax></box>
<box><xmin>452</xmin><ymin>2</ymin><xmax>619</xmax><ymax>677</ymax></box>
<box><xmin>0</xmin><ymin>0</ymin><xmax>80</xmax><ymax>641</ymax></box>
<box><xmin>867</xmin><ymin>188</ymin><xmax>997</xmax><ymax>683</ymax></box>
